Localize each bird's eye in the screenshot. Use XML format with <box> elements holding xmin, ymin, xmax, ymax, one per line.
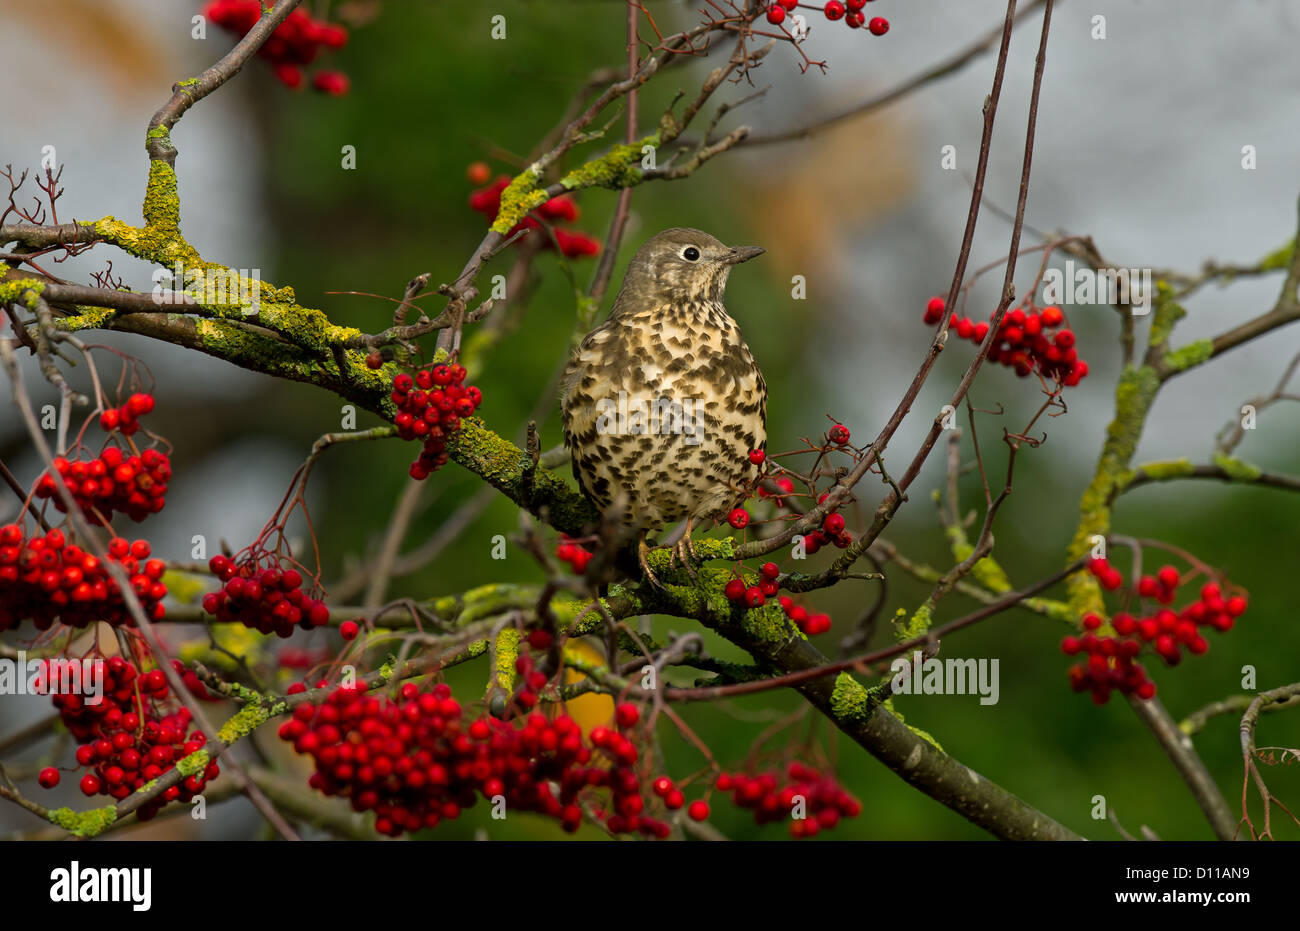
<box><xmin>682</xmin><ymin>246</ymin><xmax>700</xmax><ymax>261</ymax></box>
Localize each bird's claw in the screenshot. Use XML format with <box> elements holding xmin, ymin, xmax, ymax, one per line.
<box><xmin>672</xmin><ymin>532</ymin><xmax>699</xmax><ymax>581</ymax></box>
<box><xmin>638</xmin><ymin>532</ymin><xmax>700</xmax><ymax>589</ymax></box>
<box><xmin>638</xmin><ymin>538</ymin><xmax>667</xmax><ymax>591</ymax></box>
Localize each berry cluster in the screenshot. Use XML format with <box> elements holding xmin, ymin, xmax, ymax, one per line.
<box><xmin>803</xmin><ymin>504</ymin><xmax>854</xmax><ymax>555</ymax></box>
<box><xmin>724</xmin><ymin>561</ymin><xmax>781</xmax><ymax>609</ymax></box>
<box><xmin>649</xmin><ymin>774</ymin><xmax>710</xmax><ymax>822</ymax></box>
<box><xmin>510</xmin><ymin>651</ymin><xmax>550</xmax><ymax>711</ymax></box>
<box><xmin>202</xmin><ymin>555</ymin><xmax>330</xmax><ymax>638</ymax></box>
<box><xmin>0</xmin><ymin>527</ymin><xmax>166</xmax><ymax>632</ymax></box>
<box><xmin>722</xmin><ymin>564</ymin><xmax>833</xmax><ymax>633</ymax></box>
<box><xmin>205</xmin><ymin>1</ymin><xmax>349</xmax><ymax>93</ymax></box>
<box><xmin>390</xmin><ymin>364</ymin><xmax>483</xmax><ymax>481</ymax></box>
<box><xmin>1061</xmin><ymin>558</ymin><xmax>1249</xmax><ymax>702</ymax></box>
<box><xmin>38</xmin><ymin>656</ymin><xmax>218</xmax><ymax>819</ymax></box>
<box><xmin>716</xmin><ymin>763</ymin><xmax>861</xmax><ymax>837</ymax></box>
<box><xmin>35</xmin><ymin>447</ymin><xmax>171</xmax><ymax>524</ymax></box>
<box><xmin>98</xmin><ymin>392</ymin><xmax>155</xmax><ymax>436</ymax></box>
<box><xmin>924</xmin><ymin>298</ymin><xmax>1090</xmax><ymax>387</ymax></box>
<box><xmin>778</xmin><ymin>595</ymin><xmax>832</xmax><ymax>635</ymax></box>
<box><xmin>749</xmin><ymin>466</ymin><xmax>853</xmax><ymax>554</ymax></box>
<box><xmin>765</xmin><ymin>1</ymin><xmax>889</xmax><ymax>34</ymax></box>
<box><xmin>280</xmin><ymin>682</ymin><xmax>669</xmax><ymax>838</ymax></box>
<box><xmin>555</xmin><ymin>536</ymin><xmax>594</xmax><ymax>574</ymax></box>
<box><xmin>1060</xmin><ymin>632</ymin><xmax>1154</xmax><ymax>703</ymax></box>
<box><xmin>469</xmin><ymin>175</ymin><xmax>601</xmax><ymax>258</ymax></box>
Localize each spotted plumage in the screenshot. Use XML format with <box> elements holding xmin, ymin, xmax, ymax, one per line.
<box><xmin>561</xmin><ymin>228</ymin><xmax>767</xmax><ymax>566</ymax></box>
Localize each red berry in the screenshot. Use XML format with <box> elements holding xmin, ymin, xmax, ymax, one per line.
<box><xmin>1041</xmin><ymin>305</ymin><xmax>1064</xmax><ymax>327</ymax></box>
<box><xmin>687</xmin><ymin>800</ymin><xmax>710</xmax><ymax>821</ymax></box>
<box><xmin>340</xmin><ymin>620</ymin><xmax>359</xmax><ymax>641</ymax></box>
<box><xmin>748</xmin><ymin>449</ymin><xmax>766</xmax><ymax>465</ymax></box>
<box><xmin>824</xmin><ymin>1</ymin><xmax>845</xmax><ymax>20</ymax></box>
<box><xmin>724</xmin><ymin>578</ymin><xmax>746</xmax><ymax>601</ymax></box>
<box><xmin>38</xmin><ymin>767</ymin><xmax>60</xmax><ymax>789</ymax></box>
<box><xmin>765</xmin><ymin>5</ymin><xmax>786</xmax><ymax>25</ymax></box>
<box><xmin>867</xmin><ymin>16</ymin><xmax>889</xmax><ymax>35</ymax></box>
<box><xmin>923</xmin><ymin>296</ymin><xmax>945</xmax><ymax>324</ymax></box>
<box><xmin>828</xmin><ymin>424</ymin><xmax>851</xmax><ymax>446</ymax></box>
<box><xmin>126</xmin><ymin>393</ymin><xmax>155</xmax><ymax>417</ymax></box>
<box><xmin>615</xmin><ymin>703</ymin><xmax>640</xmax><ymax>729</ymax></box>
<box><xmin>761</xmin><ymin>562</ymin><xmax>780</xmax><ymax>581</ymax></box>
<box><xmin>728</xmin><ymin>507</ymin><xmax>750</xmax><ymax>530</ymax></box>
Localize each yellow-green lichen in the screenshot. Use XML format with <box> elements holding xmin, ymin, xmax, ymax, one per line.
<box><xmin>558</xmin><ymin>134</ymin><xmax>659</xmax><ymax>192</ymax></box>
<box><xmin>0</xmin><ymin>265</ymin><xmax>47</xmax><ymax>308</ymax></box>
<box><xmin>1212</xmin><ymin>452</ymin><xmax>1262</xmax><ymax>481</ymax></box>
<box><xmin>142</xmin><ymin>160</ymin><xmax>181</xmax><ymax>232</ymax></box>
<box><xmin>1066</xmin><ymin>363</ymin><xmax>1162</xmax><ymax>614</ymax></box>
<box><xmin>215</xmin><ymin>689</ymin><xmax>284</xmax><ymax>744</ymax></box>
<box><xmin>60</xmin><ymin>305</ymin><xmax>117</xmax><ymax>330</ymax></box>
<box><xmin>92</xmin><ymin>216</ymin><xmax>200</xmax><ymax>267</ymax></box>
<box><xmin>1135</xmin><ymin>458</ymin><xmax>1195</xmax><ymax>482</ymax></box>
<box><xmin>894</xmin><ymin>603</ymin><xmax>932</xmax><ymax>643</ymax></box>
<box><xmin>1146</xmin><ymin>281</ymin><xmax>1185</xmax><ymax>350</ymax></box>
<box><xmin>48</xmin><ymin>805</ymin><xmax>117</xmax><ymax>838</ymax></box>
<box><xmin>829</xmin><ymin>672</ymin><xmax>875</xmax><ymax>724</ymax></box>
<box><xmin>1258</xmin><ymin>238</ymin><xmax>1295</xmax><ymax>272</ymax></box>
<box><xmin>176</xmin><ymin>748</ymin><xmax>210</xmax><ymax>775</ymax></box>
<box><xmin>947</xmin><ymin>526</ymin><xmax>1012</xmax><ymax>594</ymax></box>
<box><xmin>490</xmin><ymin>165</ymin><xmax>547</xmax><ymax>235</ymax></box>
<box><xmin>1164</xmin><ymin>338</ymin><xmax>1214</xmax><ymax>373</ymax></box>
<box><xmin>494</xmin><ymin>627</ymin><xmax>522</xmax><ymax>691</ymax></box>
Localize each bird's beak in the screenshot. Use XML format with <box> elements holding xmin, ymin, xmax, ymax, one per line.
<box><xmin>724</xmin><ymin>245</ymin><xmax>766</xmax><ymax>265</ymax></box>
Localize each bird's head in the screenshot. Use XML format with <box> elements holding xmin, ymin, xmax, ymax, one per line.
<box><xmin>615</xmin><ymin>227</ymin><xmax>765</xmax><ymax>310</ymax></box>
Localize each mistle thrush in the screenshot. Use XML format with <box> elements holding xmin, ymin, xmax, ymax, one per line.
<box><xmin>561</xmin><ymin>228</ymin><xmax>767</xmax><ymax>581</ymax></box>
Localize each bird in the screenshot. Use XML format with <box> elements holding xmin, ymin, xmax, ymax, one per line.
<box><xmin>561</xmin><ymin>227</ymin><xmax>767</xmax><ymax>584</ymax></box>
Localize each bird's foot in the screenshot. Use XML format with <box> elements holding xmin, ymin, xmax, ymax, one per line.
<box><xmin>672</xmin><ymin>527</ymin><xmax>700</xmax><ymax>582</ymax></box>
<box><xmin>638</xmin><ymin>529</ymin><xmax>700</xmax><ymax>589</ymax></box>
<box><xmin>637</xmin><ymin>537</ymin><xmax>667</xmax><ymax>591</ymax></box>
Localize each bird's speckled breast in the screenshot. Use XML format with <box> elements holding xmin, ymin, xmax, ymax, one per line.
<box><xmin>561</xmin><ymin>300</ymin><xmax>767</xmax><ymax>531</ymax></box>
